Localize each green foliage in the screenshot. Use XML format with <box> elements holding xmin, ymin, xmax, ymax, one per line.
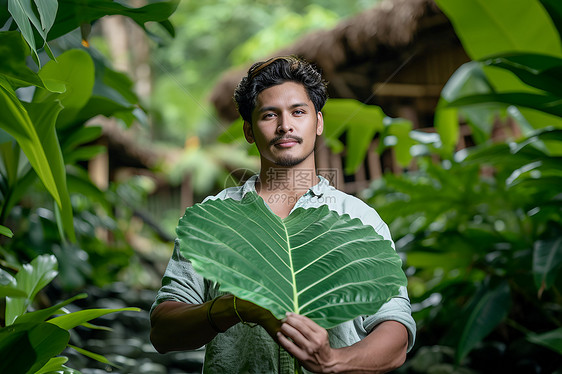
<box><xmin>433</xmin><ymin>0</ymin><xmax>562</xmax><ymax>151</ymax></box>
<box><xmin>0</xmin><ymin>4</ymin><xmax>178</xmax><ymax>370</ymax></box>
<box><xmin>230</xmin><ymin>4</ymin><xmax>340</xmax><ymax>64</ymax></box>
<box><xmin>322</xmin><ymin>99</ymin><xmax>385</xmax><ymax>173</ymax></box>
<box><xmin>150</xmin><ymin>0</ymin><xmax>374</xmax><ymax>143</ymax></box>
<box><xmin>1</xmin><ymin>0</ymin><xmax>179</xmax><ymax>245</ymax></box>
<box><xmin>7</xmin><ymin>0</ymin><xmax>58</xmax><ymax>65</ymax></box>
<box><xmin>4</xmin><ymin>0</ymin><xmax>178</xmax><ymax>67</ymax></box>
<box><xmin>0</xmin><ymin>225</ymin><xmax>13</xmax><ymax>238</ymax></box>
<box><xmin>343</xmin><ymin>2</ymin><xmax>562</xmax><ymax>370</ymax></box>
<box><xmin>365</xmin><ymin>129</ymin><xmax>562</xmax><ymax>368</ymax></box>
<box><xmin>0</xmin><ymin>255</ymin><xmax>139</xmax><ymax>374</ymax></box>
<box><xmin>177</xmin><ymin>192</ymin><xmax>405</xmax><ymax>328</ymax></box>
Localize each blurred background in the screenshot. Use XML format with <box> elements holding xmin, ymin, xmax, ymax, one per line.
<box><xmin>1</xmin><ymin>0</ymin><xmax>561</xmax><ymax>373</ymax></box>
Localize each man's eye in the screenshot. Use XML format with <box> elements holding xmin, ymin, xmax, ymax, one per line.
<box><xmin>263</xmin><ymin>113</ymin><xmax>276</xmax><ymax>119</ymax></box>
<box><xmin>293</xmin><ymin>110</ymin><xmax>304</xmax><ymax>115</ymax></box>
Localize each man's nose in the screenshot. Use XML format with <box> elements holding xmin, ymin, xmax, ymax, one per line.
<box><xmin>277</xmin><ymin>112</ymin><xmax>294</xmax><ymax>133</ymax></box>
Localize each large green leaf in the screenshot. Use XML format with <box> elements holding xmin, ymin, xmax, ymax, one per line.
<box><xmin>69</xmin><ymin>60</ymin><xmax>142</xmax><ymax>128</ymax></box>
<box><xmin>5</xmin><ymin>254</ymin><xmax>58</xmax><ymax>325</ymax></box>
<box><xmin>454</xmin><ymin>281</ymin><xmax>511</xmax><ymax>363</ymax></box>
<box><xmin>48</xmin><ymin>0</ymin><xmax>179</xmax><ymax>41</ymax></box>
<box><xmin>448</xmin><ymin>92</ymin><xmax>562</xmax><ymax>118</ymax></box>
<box><xmin>0</xmin><ymin>322</ymin><xmax>69</xmax><ymax>374</ymax></box>
<box><xmin>47</xmin><ymin>307</ymin><xmax>140</xmax><ymax>330</ymax></box>
<box><xmin>435</xmin><ymin>0</ymin><xmax>562</xmax><ymax>130</ymax></box>
<box><xmin>435</xmin><ymin>0</ymin><xmax>562</xmax><ymax>92</ymax></box>
<box><xmin>483</xmin><ymin>53</ymin><xmax>562</xmax><ymax>96</ymax></box>
<box><xmin>0</xmin><ymin>323</ymin><xmax>37</xmax><ymax>374</ymax></box>
<box><xmin>6</xmin><ymin>0</ymin><xmax>58</xmax><ymax>65</ymax></box>
<box><xmin>540</xmin><ymin>0</ymin><xmax>562</xmax><ymax>37</ymax></box>
<box><xmin>8</xmin><ymin>0</ymin><xmax>39</xmax><ymax>61</ymax></box>
<box><xmin>24</xmin><ymin>322</ymin><xmax>70</xmax><ymax>374</ymax></box>
<box><xmin>0</xmin><ymin>76</ymin><xmax>62</xmax><ymax>208</ymax></box>
<box><xmin>322</xmin><ymin>99</ymin><xmax>386</xmax><ymax>173</ymax></box>
<box><xmin>176</xmin><ymin>192</ymin><xmax>406</xmax><ymax>329</ymax></box>
<box><xmin>436</xmin><ymin>0</ymin><xmax>562</xmax><ymax>59</ymax></box>
<box><xmin>24</xmin><ymin>100</ymin><xmax>75</xmax><ymax>241</ymax></box>
<box><xmin>15</xmin><ymin>293</ymin><xmax>87</xmax><ymax>324</ymax></box>
<box><xmin>533</xmin><ymin>238</ymin><xmax>562</xmax><ymax>294</ymax></box>
<box><xmin>0</xmin><ymin>31</ymin><xmax>45</xmax><ymax>89</ymax></box>
<box><xmin>35</xmin><ymin>49</ymin><xmax>95</xmax><ymax>129</ymax></box>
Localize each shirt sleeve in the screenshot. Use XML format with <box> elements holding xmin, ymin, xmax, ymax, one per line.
<box><xmin>149</xmin><ymin>239</ymin><xmax>207</xmax><ymax>316</ymax></box>
<box><xmin>354</xmin><ymin>200</ymin><xmax>417</xmax><ymax>351</ymax></box>
<box><xmin>363</xmin><ymin>286</ymin><xmax>416</xmax><ymax>352</ymax></box>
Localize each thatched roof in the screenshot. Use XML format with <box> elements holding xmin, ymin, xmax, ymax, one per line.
<box><xmin>210</xmin><ymin>0</ymin><xmax>466</xmax><ymax>123</ymax></box>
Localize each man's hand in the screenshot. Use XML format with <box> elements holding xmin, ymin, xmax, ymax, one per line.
<box><xmin>277</xmin><ymin>312</ymin><xmax>338</xmax><ymax>373</ymax></box>
<box><xmin>234</xmin><ymin>297</ymin><xmax>282</xmax><ymax>339</ymax></box>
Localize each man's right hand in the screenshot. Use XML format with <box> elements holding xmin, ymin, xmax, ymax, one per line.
<box><xmin>231</xmin><ymin>296</ymin><xmax>283</xmax><ymax>339</ymax></box>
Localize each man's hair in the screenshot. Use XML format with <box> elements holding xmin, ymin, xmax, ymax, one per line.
<box><xmin>233</xmin><ymin>56</ymin><xmax>328</xmax><ymax>124</ymax></box>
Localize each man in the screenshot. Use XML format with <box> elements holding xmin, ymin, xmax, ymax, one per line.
<box><xmin>150</xmin><ymin>56</ymin><xmax>415</xmax><ymax>373</ymax></box>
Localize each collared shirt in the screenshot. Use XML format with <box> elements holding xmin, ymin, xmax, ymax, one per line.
<box><xmin>151</xmin><ymin>175</ymin><xmax>416</xmax><ymax>373</ymax></box>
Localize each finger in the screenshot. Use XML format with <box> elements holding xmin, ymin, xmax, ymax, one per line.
<box><xmin>280</xmin><ymin>320</ymin><xmax>309</xmax><ymax>348</ymax></box>
<box><xmin>283</xmin><ymin>313</ymin><xmax>320</xmax><ymax>341</ymax></box>
<box><xmin>277</xmin><ymin>332</ymin><xmax>308</xmax><ymax>362</ymax></box>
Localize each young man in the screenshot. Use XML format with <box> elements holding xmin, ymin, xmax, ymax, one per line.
<box><xmin>150</xmin><ymin>56</ymin><xmax>415</xmax><ymax>373</ymax></box>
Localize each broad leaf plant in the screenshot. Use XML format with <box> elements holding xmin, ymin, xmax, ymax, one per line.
<box><xmin>177</xmin><ymin>192</ymin><xmax>406</xmax><ymax>329</ymax></box>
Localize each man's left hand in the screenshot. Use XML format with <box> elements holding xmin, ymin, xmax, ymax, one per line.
<box><xmin>277</xmin><ymin>312</ymin><xmax>339</xmax><ymax>373</ymax></box>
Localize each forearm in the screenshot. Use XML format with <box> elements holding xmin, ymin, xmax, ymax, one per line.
<box><xmin>149</xmin><ymin>297</ymin><xmax>240</xmax><ymax>353</ymax></box>
<box><xmin>331</xmin><ymin>321</ymin><xmax>409</xmax><ymax>373</ymax></box>
<box><xmin>150</xmin><ymin>296</ymin><xmax>281</xmax><ymax>353</ymax></box>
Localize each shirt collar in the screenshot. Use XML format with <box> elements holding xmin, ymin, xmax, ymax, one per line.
<box><xmin>240</xmin><ymin>174</ymin><xmax>329</xmax><ymax>198</ymax></box>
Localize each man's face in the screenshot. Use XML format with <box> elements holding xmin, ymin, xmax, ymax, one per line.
<box><xmin>243</xmin><ymin>82</ymin><xmax>323</xmax><ymax>168</ymax></box>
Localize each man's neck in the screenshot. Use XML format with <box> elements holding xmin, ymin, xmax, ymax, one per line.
<box><xmin>256</xmin><ymin>166</ymin><xmax>318</xmax><ymax>196</ymax></box>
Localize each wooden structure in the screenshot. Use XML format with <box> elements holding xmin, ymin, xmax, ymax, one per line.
<box><xmin>209</xmin><ymin>0</ymin><xmax>471</xmax><ymax>194</ymax></box>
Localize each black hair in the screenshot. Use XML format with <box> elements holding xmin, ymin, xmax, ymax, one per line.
<box><xmin>233</xmin><ymin>56</ymin><xmax>328</xmax><ymax>124</ymax></box>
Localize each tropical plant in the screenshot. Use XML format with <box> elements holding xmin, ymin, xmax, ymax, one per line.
<box><xmin>364</xmin><ymin>125</ymin><xmax>562</xmax><ymax>367</ymax></box>
<box><xmin>0</xmin><ymin>0</ymin><xmax>181</xmax><ymax>294</ymax></box>
<box><xmin>176</xmin><ymin>192</ymin><xmax>406</xmax><ymax>328</ymax></box>
<box><xmin>0</xmin><ymin>2</ymin><xmax>177</xmax><ymax>370</ymax></box>
<box><xmin>353</xmin><ymin>0</ymin><xmax>562</xmax><ymax>371</ymax></box>
<box><xmin>0</xmin><ymin>0</ymin><xmax>178</xmax><ymax>245</ymax></box>
<box><xmin>0</xmin><ymin>254</ymin><xmax>139</xmax><ymax>374</ymax></box>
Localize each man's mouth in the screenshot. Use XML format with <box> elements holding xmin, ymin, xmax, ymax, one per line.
<box><xmin>271</xmin><ymin>136</ymin><xmax>302</xmax><ymax>147</ymax></box>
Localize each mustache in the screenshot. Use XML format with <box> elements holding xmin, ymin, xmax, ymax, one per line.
<box><xmin>269</xmin><ymin>135</ymin><xmax>303</xmax><ymax>146</ymax></box>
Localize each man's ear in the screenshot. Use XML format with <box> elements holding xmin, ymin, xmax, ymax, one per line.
<box><xmin>316</xmin><ymin>111</ymin><xmax>324</xmax><ymax>136</ymax></box>
<box><xmin>243</xmin><ymin>121</ymin><xmax>255</xmax><ymax>143</ymax></box>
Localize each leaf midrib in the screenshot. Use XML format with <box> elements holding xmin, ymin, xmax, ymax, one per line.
<box><xmin>284</xmin><ymin>221</ymin><xmax>299</xmax><ymax>314</ymax></box>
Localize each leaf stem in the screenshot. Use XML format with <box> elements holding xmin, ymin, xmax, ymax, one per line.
<box><xmin>285</xmin><ymin>222</ymin><xmax>299</xmax><ymax>313</ymax></box>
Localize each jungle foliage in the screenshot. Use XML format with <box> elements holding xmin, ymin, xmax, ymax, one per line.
<box><xmin>0</xmin><ymin>1</ymin><xmax>178</xmax><ymax>373</ymax></box>
<box><xmin>0</xmin><ymin>0</ymin><xmax>561</xmax><ymax>373</ymax></box>
<box><xmin>358</xmin><ymin>0</ymin><xmax>562</xmax><ymax>372</ymax></box>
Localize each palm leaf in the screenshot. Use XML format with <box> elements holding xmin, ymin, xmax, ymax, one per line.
<box><xmin>177</xmin><ymin>192</ymin><xmax>406</xmax><ymax>329</ymax></box>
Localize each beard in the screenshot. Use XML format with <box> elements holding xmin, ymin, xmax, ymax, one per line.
<box><xmin>267</xmin><ymin>133</ymin><xmax>318</xmax><ymax>167</ymax></box>
<box><xmin>273</xmin><ymin>147</ymin><xmax>315</xmax><ymax>167</ymax></box>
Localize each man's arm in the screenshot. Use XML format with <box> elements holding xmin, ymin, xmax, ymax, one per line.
<box><xmin>278</xmin><ymin>313</ymin><xmax>408</xmax><ymax>374</ymax></box>
<box><xmin>150</xmin><ymin>295</ymin><xmax>281</xmax><ymax>353</ymax></box>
